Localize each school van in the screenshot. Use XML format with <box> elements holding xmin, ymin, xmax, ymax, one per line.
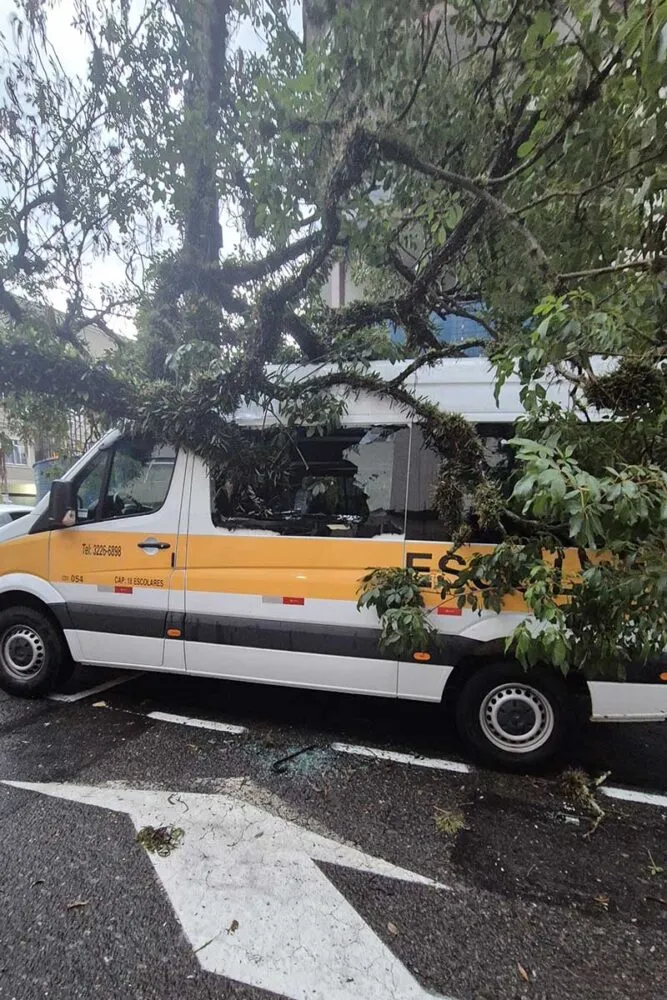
<box><xmin>0</xmin><ymin>359</ymin><xmax>665</xmax><ymax>767</ymax></box>
<box><xmin>0</xmin><ymin>504</ymin><xmax>33</xmax><ymax>527</ymax></box>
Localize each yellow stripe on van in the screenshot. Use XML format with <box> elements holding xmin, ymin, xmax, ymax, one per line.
<box><xmin>3</xmin><ymin>525</ymin><xmax>583</xmax><ymax>615</ymax></box>
<box><xmin>185</xmin><ymin>534</ymin><xmax>405</xmax><ymax>601</ymax></box>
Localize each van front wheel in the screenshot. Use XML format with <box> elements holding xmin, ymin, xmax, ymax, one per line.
<box><xmin>455</xmin><ymin>661</ymin><xmax>570</xmax><ymax>769</ymax></box>
<box><xmin>0</xmin><ymin>606</ymin><xmax>65</xmax><ymax>698</ymax></box>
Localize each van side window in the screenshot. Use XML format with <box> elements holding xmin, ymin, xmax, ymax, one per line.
<box><xmin>406</xmin><ymin>423</ymin><xmax>515</xmax><ymax>542</ymax></box>
<box><xmin>75</xmin><ymin>440</ymin><xmax>176</xmax><ymax>522</ymax></box>
<box><xmin>210</xmin><ymin>426</ymin><xmax>409</xmax><ymax>537</ymax></box>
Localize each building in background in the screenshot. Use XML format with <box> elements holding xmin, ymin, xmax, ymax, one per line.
<box><xmin>0</xmin><ymin>431</ymin><xmax>36</xmax><ymax>504</ymax></box>
<box><xmin>0</xmin><ymin>322</ymin><xmax>119</xmax><ymax>504</ymax></box>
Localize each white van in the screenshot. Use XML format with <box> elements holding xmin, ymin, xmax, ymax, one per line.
<box><xmin>0</xmin><ymin>504</ymin><xmax>33</xmax><ymax>527</ymax></box>
<box><xmin>0</xmin><ymin>359</ymin><xmax>665</xmax><ymax>767</ymax></box>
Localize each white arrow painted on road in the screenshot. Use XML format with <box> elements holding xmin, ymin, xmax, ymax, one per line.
<box><xmin>4</xmin><ymin>779</ymin><xmax>455</xmax><ymax>1000</ymax></box>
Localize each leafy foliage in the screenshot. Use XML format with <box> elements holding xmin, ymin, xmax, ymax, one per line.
<box><xmin>0</xmin><ymin>0</ymin><xmax>665</xmax><ymax>677</ymax></box>
<box><xmin>443</xmin><ymin>435</ymin><xmax>667</xmax><ymax>676</ymax></box>
<box><xmin>357</xmin><ymin>567</ymin><xmax>436</xmax><ymax>658</ymax></box>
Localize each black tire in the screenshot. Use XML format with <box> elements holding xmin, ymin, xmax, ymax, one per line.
<box><xmin>0</xmin><ymin>605</ymin><xmax>66</xmax><ymax>698</ymax></box>
<box><xmin>455</xmin><ymin>660</ymin><xmax>571</xmax><ymax>770</ymax></box>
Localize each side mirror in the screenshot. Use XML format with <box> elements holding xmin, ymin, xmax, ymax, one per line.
<box><xmin>48</xmin><ymin>480</ymin><xmax>77</xmax><ymax>528</ymax></box>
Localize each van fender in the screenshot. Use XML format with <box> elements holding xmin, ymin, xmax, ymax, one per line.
<box><xmin>0</xmin><ymin>573</ymin><xmax>65</xmax><ymax>609</ymax></box>
<box><xmin>399</xmin><ymin>613</ymin><xmax>531</xmax><ymax>702</ymax></box>
<box><xmin>0</xmin><ymin>573</ymin><xmax>83</xmax><ymax>660</ymax></box>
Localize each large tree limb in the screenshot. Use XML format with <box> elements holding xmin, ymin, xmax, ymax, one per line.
<box><xmin>0</xmin><ymin>341</ymin><xmax>139</xmax><ymax>421</ymax></box>
<box><xmin>282</xmin><ymin>310</ymin><xmax>327</xmax><ymax>360</ymax></box>
<box><xmin>220</xmin><ymin>231</ymin><xmax>321</xmax><ymax>284</ymax></box>
<box><xmin>253</xmin><ymin>126</ymin><xmax>376</xmax><ymax>360</ymax></box>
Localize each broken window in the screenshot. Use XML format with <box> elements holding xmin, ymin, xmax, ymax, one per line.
<box><xmin>406</xmin><ymin>423</ymin><xmax>516</xmax><ymax>542</ymax></box>
<box><xmin>210</xmin><ymin>425</ymin><xmax>409</xmax><ymax>537</ymax></box>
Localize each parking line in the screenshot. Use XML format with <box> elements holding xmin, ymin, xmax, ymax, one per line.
<box><xmin>600</xmin><ymin>786</ymin><xmax>667</xmax><ymax>809</ymax></box>
<box><xmin>45</xmin><ymin>686</ymin><xmax>667</xmax><ymax>808</ymax></box>
<box><xmin>147</xmin><ymin>711</ymin><xmax>247</xmax><ymax>734</ymax></box>
<box><xmin>47</xmin><ymin>672</ymin><xmax>143</xmax><ymax>703</ymax></box>
<box><xmin>333</xmin><ymin>742</ymin><xmax>667</xmax><ymax>809</ymax></box>
<box><xmin>331</xmin><ymin>742</ymin><xmax>472</xmax><ymax>773</ymax></box>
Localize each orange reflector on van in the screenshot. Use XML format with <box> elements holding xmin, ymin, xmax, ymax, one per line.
<box><xmin>282</xmin><ymin>597</ymin><xmax>305</xmax><ymax>606</ymax></box>
<box><xmin>660</xmin><ymin>672</ymin><xmax>667</xmax><ymax>682</ymax></box>
<box><xmin>413</xmin><ymin>652</ymin><xmax>431</xmax><ymax>662</ymax></box>
<box><xmin>167</xmin><ymin>628</ymin><xmax>182</xmax><ymax>638</ymax></box>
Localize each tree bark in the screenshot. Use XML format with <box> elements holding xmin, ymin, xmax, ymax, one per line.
<box><xmin>144</xmin><ymin>0</ymin><xmax>230</xmax><ymax>372</ymax></box>
<box><xmin>181</xmin><ymin>0</ymin><xmax>228</xmax><ymax>270</ymax></box>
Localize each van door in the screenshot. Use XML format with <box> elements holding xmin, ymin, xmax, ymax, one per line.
<box><xmin>398</xmin><ymin>421</ymin><xmax>518</xmax><ymax>700</ymax></box>
<box><xmin>48</xmin><ymin>438</ymin><xmax>185</xmax><ymax>669</ymax></box>
<box><xmin>182</xmin><ymin>425</ymin><xmax>410</xmax><ymax>695</ymax></box>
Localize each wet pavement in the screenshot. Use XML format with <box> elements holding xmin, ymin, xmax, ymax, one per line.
<box><xmin>0</xmin><ymin>666</ymin><xmax>665</xmax><ymax>1000</ymax></box>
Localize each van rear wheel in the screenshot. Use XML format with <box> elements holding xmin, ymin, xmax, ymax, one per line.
<box><xmin>455</xmin><ymin>661</ymin><xmax>570</xmax><ymax>770</ymax></box>
<box><xmin>0</xmin><ymin>606</ymin><xmax>65</xmax><ymax>698</ymax></box>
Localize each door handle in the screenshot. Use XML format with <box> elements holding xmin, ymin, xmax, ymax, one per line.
<box><xmin>137</xmin><ymin>540</ymin><xmax>171</xmax><ymax>550</ymax></box>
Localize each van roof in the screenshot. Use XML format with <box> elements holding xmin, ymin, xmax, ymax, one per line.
<box><xmin>235</xmin><ymin>357</ymin><xmax>580</xmax><ymax>427</ymax></box>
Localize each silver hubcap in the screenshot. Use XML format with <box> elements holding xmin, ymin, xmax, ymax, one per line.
<box><xmin>1</xmin><ymin>625</ymin><xmax>46</xmax><ymax>679</ymax></box>
<box><xmin>479</xmin><ymin>682</ymin><xmax>555</xmax><ymax>754</ymax></box>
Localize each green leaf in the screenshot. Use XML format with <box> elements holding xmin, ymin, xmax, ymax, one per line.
<box><xmin>517</xmin><ymin>140</ymin><xmax>535</xmax><ymax>159</ymax></box>
<box><xmin>533</xmin><ymin>10</ymin><xmax>552</xmax><ymax>36</ymax></box>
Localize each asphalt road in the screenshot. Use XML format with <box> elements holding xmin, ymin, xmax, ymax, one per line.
<box><xmin>0</xmin><ymin>666</ymin><xmax>665</xmax><ymax>1000</ymax></box>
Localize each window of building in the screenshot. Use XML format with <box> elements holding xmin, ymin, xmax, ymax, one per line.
<box><xmin>74</xmin><ymin>439</ymin><xmax>176</xmax><ymax>522</ymax></box>
<box><xmin>211</xmin><ymin>425</ymin><xmax>409</xmax><ymax>537</ymax></box>
<box><xmin>8</xmin><ymin>439</ymin><xmax>27</xmax><ymax>465</ymax></box>
<box><xmin>406</xmin><ymin>423</ymin><xmax>516</xmax><ymax>542</ymax></box>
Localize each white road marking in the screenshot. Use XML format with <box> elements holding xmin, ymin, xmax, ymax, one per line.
<box><xmin>3</xmin><ymin>779</ymin><xmax>456</xmax><ymax>1000</ymax></box>
<box><xmin>47</xmin><ymin>671</ymin><xmax>143</xmax><ymax>703</ymax></box>
<box><xmin>332</xmin><ymin>743</ymin><xmax>667</xmax><ymax>806</ymax></box>
<box><xmin>601</xmin><ymin>785</ymin><xmax>667</xmax><ymax>809</ymax></box>
<box><xmin>332</xmin><ymin>742</ymin><xmax>472</xmax><ymax>773</ymax></box>
<box><xmin>46</xmin><ymin>688</ymin><xmax>667</xmax><ymax>810</ymax></box>
<box><xmin>147</xmin><ymin>711</ymin><xmax>247</xmax><ymax>734</ymax></box>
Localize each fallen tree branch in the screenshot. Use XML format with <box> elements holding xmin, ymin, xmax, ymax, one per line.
<box><xmin>0</xmin><ymin>340</ymin><xmax>139</xmax><ymax>421</ymax></box>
